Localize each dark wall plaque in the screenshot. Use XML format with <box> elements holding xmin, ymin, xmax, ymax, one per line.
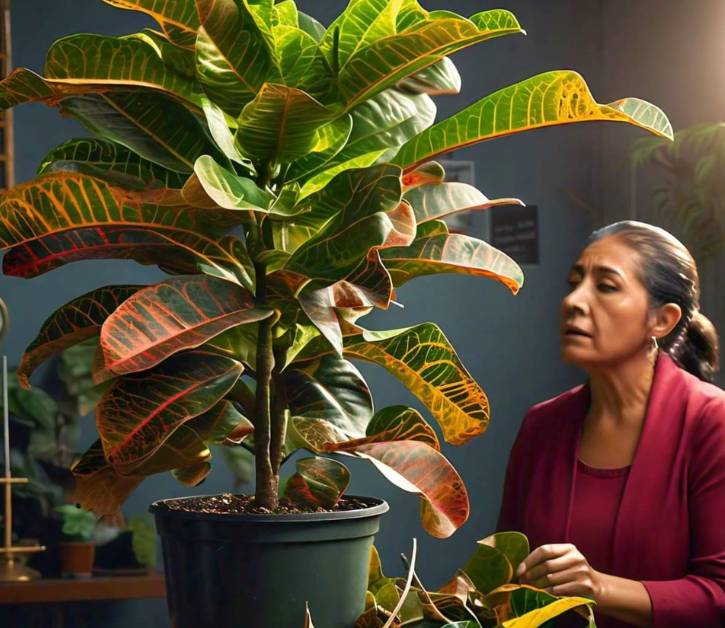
<box><xmin>490</xmin><ymin>204</ymin><xmax>539</xmax><ymax>265</ymax></box>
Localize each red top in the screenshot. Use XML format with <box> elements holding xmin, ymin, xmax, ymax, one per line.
<box><xmin>496</xmin><ymin>354</ymin><xmax>725</xmax><ymax>627</ymax></box>
<box><xmin>568</xmin><ymin>460</ymin><xmax>631</xmax><ymax>628</ymax></box>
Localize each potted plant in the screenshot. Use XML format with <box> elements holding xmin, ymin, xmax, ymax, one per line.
<box><xmin>55</xmin><ymin>504</ymin><xmax>97</xmax><ymax>577</ymax></box>
<box><xmin>0</xmin><ymin>1</ymin><xmax>670</xmax><ymax>626</ymax></box>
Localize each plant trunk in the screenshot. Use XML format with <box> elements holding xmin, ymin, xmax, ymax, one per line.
<box><xmin>253</xmin><ymin>261</ymin><xmax>278</xmax><ymax>509</ymax></box>
<box><xmin>269</xmin><ymin>372</ymin><xmax>288</xmax><ymax>475</ymax></box>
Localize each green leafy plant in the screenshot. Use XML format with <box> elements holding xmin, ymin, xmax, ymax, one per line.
<box><xmin>2</xmin><ymin>341</ymin><xmax>108</xmax><ymax>517</ymax></box>
<box><xmin>126</xmin><ymin>515</ymin><xmax>158</xmax><ymax>568</ymax></box>
<box><xmin>0</xmin><ymin>0</ymin><xmax>671</xmax><ymax>537</ymax></box>
<box><xmin>56</xmin><ymin>504</ymin><xmax>97</xmax><ymax>542</ymax></box>
<box><xmin>631</xmin><ymin>122</ymin><xmax>725</xmax><ymax>262</ymax></box>
<box><xmin>348</xmin><ymin>533</ymin><xmax>595</xmax><ymax>627</ymax></box>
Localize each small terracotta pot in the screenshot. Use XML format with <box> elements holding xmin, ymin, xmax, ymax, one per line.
<box><xmin>59</xmin><ymin>542</ymin><xmax>95</xmax><ymax>577</ymax></box>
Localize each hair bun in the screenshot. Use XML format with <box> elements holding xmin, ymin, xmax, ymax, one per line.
<box><xmin>671</xmin><ymin>311</ymin><xmax>720</xmax><ymax>383</ymax></box>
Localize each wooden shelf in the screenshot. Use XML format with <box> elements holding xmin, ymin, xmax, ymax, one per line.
<box><xmin>0</xmin><ymin>571</ymin><xmax>166</xmax><ymax>604</ymax></box>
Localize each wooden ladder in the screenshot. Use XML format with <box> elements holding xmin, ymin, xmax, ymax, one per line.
<box><xmin>0</xmin><ymin>0</ymin><xmax>13</xmax><ymax>191</ymax></box>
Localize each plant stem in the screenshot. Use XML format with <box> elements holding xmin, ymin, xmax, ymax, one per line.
<box><xmin>269</xmin><ymin>371</ymin><xmax>288</xmax><ymax>477</ymax></box>
<box><xmin>253</xmin><ymin>260</ymin><xmax>277</xmax><ymax>509</ymax></box>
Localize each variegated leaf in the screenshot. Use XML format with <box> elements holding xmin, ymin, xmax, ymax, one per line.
<box><xmin>352</xmin><ymin>440</ymin><xmax>468</xmax><ymax>538</ymax></box>
<box><xmin>102</xmin><ymin>0</ymin><xmax>200</xmax><ymax>48</ymax></box>
<box><xmin>59</xmin><ymin>91</ymin><xmax>220</xmax><ymax>173</ymax></box>
<box><xmin>339</xmin><ymin>9</ymin><xmax>524</xmax><ymax>108</ymax></box>
<box><xmin>45</xmin><ymin>33</ymin><xmax>202</xmax><ymax>108</ymax></box>
<box><xmin>334</xmin><ymin>89</ymin><xmax>436</xmax><ymax>165</ymax></box>
<box><xmin>235</xmin><ymin>83</ymin><xmax>337</xmax><ymax>163</ymax></box>
<box><xmin>404</xmin><ymin>182</ymin><xmax>523</xmax><ymax>224</ymax></box>
<box><xmin>397</xmin><ymin>57</ymin><xmax>461</xmax><ymax>95</ymax></box>
<box><xmin>392</xmin><ymin>70</ymin><xmax>673</xmax><ymax>170</ymax></box>
<box><xmin>38</xmin><ymin>138</ymin><xmax>188</xmax><ymax>189</ymax></box>
<box><xmin>284</xmin><ymin>456</ymin><xmax>350</xmax><ymax>508</ymax></box>
<box><xmin>344</xmin><ymin>323</ymin><xmax>489</xmax><ymax>445</ymax></box>
<box><xmin>100</xmin><ymin>274</ymin><xmax>273</xmax><ymax>375</ymax></box>
<box><xmin>380</xmin><ymin>219</ymin><xmax>523</xmax><ymax>294</ymax></box>
<box><xmin>0</xmin><ymin>173</ymin><xmax>251</xmax><ymax>286</ymax></box>
<box><xmin>97</xmin><ymin>350</ymin><xmax>242</xmax><ymax>472</ymax></box>
<box><xmin>284</xmin><ymin>354</ymin><xmax>373</xmax><ymax>440</ymax></box>
<box><xmin>195</xmin><ymin>0</ymin><xmax>272</xmax><ymax>115</ymax></box>
<box><xmin>18</xmin><ymin>285</ymin><xmax>141</xmax><ymax>388</ymax></box>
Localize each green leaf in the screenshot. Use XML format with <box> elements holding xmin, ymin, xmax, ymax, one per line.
<box><xmin>283</xmin><ymin>165</ymin><xmax>409</xmax><ymax>281</ymax></box>
<box><xmin>464</xmin><ymin>542</ymin><xmax>513</xmax><ymax>594</ymax></box>
<box><xmin>286</xmin><ymin>115</ymin><xmax>353</xmax><ymax>183</ymax></box>
<box><xmin>297</xmin><ymin>149</ymin><xmax>388</xmax><ymax>199</ymax></box>
<box><xmin>0</xmin><ymin>68</ymin><xmax>73</xmax><ymax>111</ymax></box>
<box><xmin>404</xmin><ymin>182</ymin><xmax>523</xmax><ymax>224</ymax></box>
<box><xmin>481</xmin><ymin>532</ymin><xmax>530</xmax><ymax>578</ymax></box>
<box><xmin>126</xmin><ymin>29</ymin><xmax>197</xmax><ymax>78</ymax></box>
<box><xmin>101</xmin><ymin>0</ymin><xmax>200</xmax><ymax>48</ymax></box>
<box><xmin>235</xmin><ymin>83</ymin><xmax>337</xmax><ymax>163</ymax></box>
<box><xmin>200</xmin><ymin>97</ymin><xmax>252</xmax><ymax>167</ymax></box>
<box><xmin>99</xmin><ymin>274</ymin><xmax>273</xmax><ymax>376</ymax></box>
<box><xmin>334</xmin><ymin>89</ymin><xmax>436</xmax><ymax>165</ymax></box>
<box><xmin>273</xmin><ymin>1</ymin><xmax>298</xmax><ymax>27</ymax></box>
<box><xmin>17</xmin><ymin>285</ymin><xmax>141</xmax><ymax>388</ymax></box>
<box><xmin>284</xmin><ymin>354</ymin><xmax>373</xmax><ymax>440</ymax></box>
<box><xmin>126</xmin><ymin>515</ymin><xmax>157</xmax><ymax>568</ymax></box>
<box><xmin>380</xmin><ymin>219</ymin><xmax>524</xmax><ymax>293</ymax></box>
<box><xmin>334</xmin><ymin>0</ymin><xmax>404</xmax><ymax>70</ymax></box>
<box><xmin>343</xmin><ymin>323</ymin><xmax>489</xmax><ymax>446</ymax></box>
<box><xmin>45</xmin><ymin>33</ymin><xmax>202</xmax><ymax>108</ymax></box>
<box><xmin>187</xmin><ymin>155</ymin><xmax>275</xmax><ymax>216</ymax></box>
<box><xmin>339</xmin><ymin>9</ymin><xmax>525</xmax><ymax>109</ymax></box>
<box><xmin>284</xmin><ymin>456</ymin><xmax>350</xmax><ymax>508</ymax></box>
<box><xmin>97</xmin><ymin>350</ymin><xmax>243</xmax><ymax>473</ymax></box>
<box><xmin>272</xmin><ymin>25</ymin><xmax>333</xmax><ymax>98</ymax></box>
<box><xmin>38</xmin><ymin>138</ymin><xmax>188</xmax><ymax>189</ymax></box>
<box><xmin>298</xmin><ymin>11</ymin><xmax>326</xmax><ymax>43</ymax></box>
<box><xmin>392</xmin><ymin>70</ymin><xmax>674</xmax><ymax>170</ymax></box>
<box><xmin>59</xmin><ymin>91</ymin><xmax>220</xmax><ymax>173</ymax></box>
<box><xmin>397</xmin><ymin>57</ymin><xmax>461</xmax><ymax>95</ymax></box>
<box><xmin>195</xmin><ymin>0</ymin><xmax>273</xmax><ymax>115</ymax></box>
<box><xmin>0</xmin><ymin>173</ymin><xmax>249</xmax><ymax>284</ymax></box>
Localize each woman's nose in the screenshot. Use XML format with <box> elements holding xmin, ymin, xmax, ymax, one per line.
<box><xmin>562</xmin><ymin>283</ymin><xmax>589</xmax><ymax>316</ymax></box>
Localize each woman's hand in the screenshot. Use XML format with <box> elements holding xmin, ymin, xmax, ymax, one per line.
<box><xmin>516</xmin><ymin>543</ymin><xmax>603</xmax><ymax>599</ymax></box>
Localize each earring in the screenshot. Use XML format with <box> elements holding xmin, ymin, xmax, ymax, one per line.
<box><xmin>651</xmin><ymin>336</ymin><xmax>659</xmax><ymax>352</ymax></box>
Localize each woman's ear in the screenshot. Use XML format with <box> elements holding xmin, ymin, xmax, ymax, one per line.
<box><xmin>651</xmin><ymin>303</ymin><xmax>682</xmax><ymax>340</ymax></box>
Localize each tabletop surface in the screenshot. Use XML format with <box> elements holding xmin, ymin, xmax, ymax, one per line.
<box><xmin>0</xmin><ymin>571</ymin><xmax>166</xmax><ymax>604</ymax></box>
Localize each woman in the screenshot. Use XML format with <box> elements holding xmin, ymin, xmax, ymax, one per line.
<box><xmin>497</xmin><ymin>221</ymin><xmax>725</xmax><ymax>627</ymax></box>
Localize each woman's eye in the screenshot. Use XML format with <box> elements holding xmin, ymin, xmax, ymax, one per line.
<box><xmin>567</xmin><ymin>280</ymin><xmax>579</xmax><ymax>291</ymax></box>
<box><xmin>598</xmin><ymin>283</ymin><xmax>617</xmax><ymax>293</ymax></box>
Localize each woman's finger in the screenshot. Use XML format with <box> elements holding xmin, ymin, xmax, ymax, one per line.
<box><xmin>517</xmin><ymin>543</ymin><xmax>574</xmax><ymax>577</ymax></box>
<box><xmin>521</xmin><ymin>551</ymin><xmax>580</xmax><ymax>584</ymax></box>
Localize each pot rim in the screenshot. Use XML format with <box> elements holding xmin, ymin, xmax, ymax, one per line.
<box><xmin>149</xmin><ymin>494</ymin><xmax>389</xmax><ymax>523</ymax></box>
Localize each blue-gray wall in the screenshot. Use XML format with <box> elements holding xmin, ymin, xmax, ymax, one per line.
<box><xmin>2</xmin><ymin>1</ymin><xmax>687</xmax><ymax>626</ymax></box>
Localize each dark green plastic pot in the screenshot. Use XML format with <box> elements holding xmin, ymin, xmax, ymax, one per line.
<box><xmin>150</xmin><ymin>495</ymin><xmax>389</xmax><ymax>628</ymax></box>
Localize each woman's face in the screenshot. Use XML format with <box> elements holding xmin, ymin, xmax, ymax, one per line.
<box><xmin>560</xmin><ymin>235</ymin><xmax>655</xmax><ymax>368</ymax></box>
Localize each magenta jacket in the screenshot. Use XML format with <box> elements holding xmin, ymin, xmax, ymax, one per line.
<box><xmin>497</xmin><ymin>353</ymin><xmax>725</xmax><ymax>627</ymax></box>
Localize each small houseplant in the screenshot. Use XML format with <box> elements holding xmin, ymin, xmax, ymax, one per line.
<box><xmin>55</xmin><ymin>504</ymin><xmax>97</xmax><ymax>577</ymax></box>
<box><xmin>0</xmin><ymin>0</ymin><xmax>670</xmax><ymax>626</ymax></box>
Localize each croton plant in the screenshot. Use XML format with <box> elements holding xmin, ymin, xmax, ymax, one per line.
<box><xmin>0</xmin><ymin>0</ymin><xmax>671</xmax><ymax>537</ymax></box>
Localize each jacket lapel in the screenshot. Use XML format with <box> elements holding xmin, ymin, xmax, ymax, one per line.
<box><xmin>606</xmin><ymin>354</ymin><xmax>686</xmax><ymax>575</ymax></box>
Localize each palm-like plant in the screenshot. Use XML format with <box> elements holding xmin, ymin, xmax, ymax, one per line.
<box><xmin>631</xmin><ymin>122</ymin><xmax>725</xmax><ymax>262</ymax></box>
<box><xmin>0</xmin><ymin>0</ymin><xmax>671</xmax><ymax>538</ymax></box>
